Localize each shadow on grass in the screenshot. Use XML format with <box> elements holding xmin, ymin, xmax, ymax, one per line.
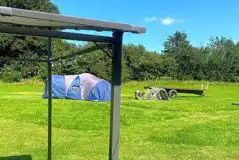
<box><xmin>0</xmin><ymin>155</ymin><xmax>32</xmax><ymax>160</ymax></box>
<box><xmin>177</xmin><ymin>95</ymin><xmax>205</xmax><ymax>98</ymax></box>
<box><xmin>124</xmin><ymin>102</ymin><xmax>188</xmax><ymax>112</ymax></box>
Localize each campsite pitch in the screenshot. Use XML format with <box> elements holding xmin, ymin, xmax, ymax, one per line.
<box><xmin>0</xmin><ymin>80</ymin><xmax>239</xmax><ymax>160</ymax></box>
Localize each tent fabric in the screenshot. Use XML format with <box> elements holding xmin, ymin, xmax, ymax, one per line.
<box><xmin>87</xmin><ymin>80</ymin><xmax>111</xmax><ymax>101</ymax></box>
<box><xmin>79</xmin><ymin>73</ymin><xmax>100</xmax><ymax>100</ymax></box>
<box><xmin>66</xmin><ymin>76</ymin><xmax>81</xmax><ymax>100</ymax></box>
<box><xmin>43</xmin><ymin>75</ymin><xmax>65</xmax><ymax>99</ymax></box>
<box><xmin>42</xmin><ymin>73</ymin><xmax>111</xmax><ymax>101</ymax></box>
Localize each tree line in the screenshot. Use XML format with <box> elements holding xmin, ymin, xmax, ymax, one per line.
<box><xmin>0</xmin><ymin>0</ymin><xmax>239</xmax><ymax>83</ymax></box>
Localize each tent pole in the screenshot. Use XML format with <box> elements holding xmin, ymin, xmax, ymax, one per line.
<box><xmin>109</xmin><ymin>31</ymin><xmax>123</xmax><ymax>160</ymax></box>
<box><xmin>47</xmin><ymin>37</ymin><xmax>53</xmax><ymax>160</ymax></box>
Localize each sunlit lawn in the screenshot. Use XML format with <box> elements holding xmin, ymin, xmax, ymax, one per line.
<box><xmin>0</xmin><ymin>80</ymin><xmax>239</xmax><ymax>160</ymax></box>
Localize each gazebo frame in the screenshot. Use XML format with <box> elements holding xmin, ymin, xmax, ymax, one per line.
<box><xmin>0</xmin><ymin>6</ymin><xmax>145</xmax><ymax>160</ymax></box>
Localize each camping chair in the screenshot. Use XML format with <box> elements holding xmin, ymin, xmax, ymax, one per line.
<box><xmin>135</xmin><ymin>87</ymin><xmax>170</xmax><ymax>100</ymax></box>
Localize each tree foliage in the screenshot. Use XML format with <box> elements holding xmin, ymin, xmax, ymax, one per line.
<box><xmin>0</xmin><ymin>0</ymin><xmax>60</xmax><ymax>80</ymax></box>
<box><xmin>0</xmin><ymin>0</ymin><xmax>59</xmax><ymax>13</ymax></box>
<box><xmin>0</xmin><ymin>0</ymin><xmax>239</xmax><ymax>83</ymax></box>
<box><xmin>162</xmin><ymin>33</ymin><xmax>239</xmax><ymax>82</ymax></box>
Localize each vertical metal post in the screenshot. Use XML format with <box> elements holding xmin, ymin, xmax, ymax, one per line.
<box><xmin>109</xmin><ymin>31</ymin><xmax>123</xmax><ymax>160</ymax></box>
<box><xmin>47</xmin><ymin>37</ymin><xmax>52</xmax><ymax>160</ymax></box>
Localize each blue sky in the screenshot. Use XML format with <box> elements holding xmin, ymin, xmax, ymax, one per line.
<box><xmin>51</xmin><ymin>0</ymin><xmax>239</xmax><ymax>52</ymax></box>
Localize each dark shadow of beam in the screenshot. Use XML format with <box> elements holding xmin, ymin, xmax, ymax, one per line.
<box><xmin>0</xmin><ymin>155</ymin><xmax>32</xmax><ymax>160</ymax></box>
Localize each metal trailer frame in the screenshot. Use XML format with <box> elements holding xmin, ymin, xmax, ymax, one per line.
<box><xmin>232</xmin><ymin>102</ymin><xmax>239</xmax><ymax>106</ymax></box>
<box><xmin>0</xmin><ymin>6</ymin><xmax>146</xmax><ymax>160</ymax></box>
<box><xmin>162</xmin><ymin>88</ymin><xmax>204</xmax><ymax>96</ymax></box>
<box><xmin>144</xmin><ymin>86</ymin><xmax>205</xmax><ymax>97</ymax></box>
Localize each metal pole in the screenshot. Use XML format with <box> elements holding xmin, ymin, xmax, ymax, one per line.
<box><xmin>109</xmin><ymin>31</ymin><xmax>123</xmax><ymax>160</ymax></box>
<box><xmin>47</xmin><ymin>37</ymin><xmax>53</xmax><ymax>160</ymax></box>
<box><xmin>0</xmin><ymin>25</ymin><xmax>114</xmax><ymax>43</ymax></box>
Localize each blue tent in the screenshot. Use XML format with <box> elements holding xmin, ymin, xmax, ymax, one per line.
<box><xmin>43</xmin><ymin>73</ymin><xmax>111</xmax><ymax>101</ymax></box>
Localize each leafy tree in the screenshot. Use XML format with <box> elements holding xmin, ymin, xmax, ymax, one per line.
<box><xmin>2</xmin><ymin>3</ymin><xmax>239</xmax><ymax>85</ymax></box>
<box><xmin>163</xmin><ymin>31</ymin><xmax>195</xmax><ymax>80</ymax></box>
<box><xmin>0</xmin><ymin>0</ymin><xmax>58</xmax><ymax>13</ymax></box>
<box><xmin>207</xmin><ymin>37</ymin><xmax>239</xmax><ymax>82</ymax></box>
<box><xmin>161</xmin><ymin>55</ymin><xmax>178</xmax><ymax>79</ymax></box>
<box><xmin>191</xmin><ymin>47</ymin><xmax>208</xmax><ymax>80</ymax></box>
<box><xmin>0</xmin><ymin>0</ymin><xmax>60</xmax><ymax>80</ymax></box>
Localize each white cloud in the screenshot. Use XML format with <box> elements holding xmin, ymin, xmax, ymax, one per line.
<box><xmin>144</xmin><ymin>16</ymin><xmax>157</xmax><ymax>22</ymax></box>
<box><xmin>160</xmin><ymin>17</ymin><xmax>175</xmax><ymax>25</ymax></box>
<box><xmin>160</xmin><ymin>17</ymin><xmax>184</xmax><ymax>25</ymax></box>
<box><xmin>144</xmin><ymin>16</ymin><xmax>184</xmax><ymax>25</ymax></box>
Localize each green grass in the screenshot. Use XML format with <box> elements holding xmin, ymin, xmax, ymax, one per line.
<box><xmin>0</xmin><ymin>80</ymin><xmax>239</xmax><ymax>160</ymax></box>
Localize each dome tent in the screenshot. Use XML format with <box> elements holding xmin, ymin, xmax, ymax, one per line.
<box><xmin>42</xmin><ymin>73</ymin><xmax>111</xmax><ymax>101</ymax></box>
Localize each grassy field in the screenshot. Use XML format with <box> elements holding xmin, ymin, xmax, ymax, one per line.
<box><xmin>0</xmin><ymin>80</ymin><xmax>239</xmax><ymax>160</ymax></box>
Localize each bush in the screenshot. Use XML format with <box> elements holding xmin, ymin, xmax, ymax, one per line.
<box><xmin>0</xmin><ymin>67</ymin><xmax>22</xmax><ymax>83</ymax></box>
